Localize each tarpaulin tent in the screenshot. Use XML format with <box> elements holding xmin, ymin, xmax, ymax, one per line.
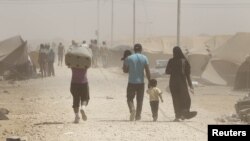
<box><xmin>138</xmin><ymin>38</ymin><xmax>171</xmax><ymax>67</ymax></box>
<box><xmin>202</xmin><ymin>59</ymin><xmax>239</xmax><ymax>86</ymax></box>
<box><xmin>201</xmin><ymin>61</ymin><xmax>227</xmax><ymax>85</ymax></box>
<box><xmin>201</xmin><ymin>33</ymin><xmax>250</xmax><ymax>85</ymax></box>
<box><xmin>234</xmin><ymin>57</ymin><xmax>250</xmax><ymax>90</ymax></box>
<box><xmin>187</xmin><ymin>36</ymin><xmax>211</xmax><ymax>77</ymax></box>
<box><xmin>0</xmin><ymin>36</ymin><xmax>29</xmax><ymax>77</ymax></box>
<box><xmin>212</xmin><ymin>32</ymin><xmax>250</xmax><ymax>64</ymax></box>
<box><xmin>138</xmin><ymin>38</ymin><xmax>163</xmax><ymax>53</ymax></box>
<box><xmin>188</xmin><ymin>54</ymin><xmax>210</xmax><ymax>77</ymax></box>
<box><xmin>113</xmin><ymin>36</ymin><xmax>212</xmax><ymax>68</ymax></box>
<box><xmin>210</xmin><ymin>59</ymin><xmax>238</xmax><ymax>85</ymax></box>
<box><xmin>161</xmin><ymin>36</ymin><xmax>190</xmax><ymax>55</ymax></box>
<box><xmin>204</xmin><ymin>35</ymin><xmax>232</xmax><ymax>52</ymax></box>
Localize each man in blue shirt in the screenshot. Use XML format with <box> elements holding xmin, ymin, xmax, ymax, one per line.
<box><xmin>123</xmin><ymin>43</ymin><xmax>151</xmax><ymax>121</ymax></box>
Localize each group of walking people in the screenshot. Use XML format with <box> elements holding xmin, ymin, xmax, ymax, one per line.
<box><xmin>38</xmin><ymin>44</ymin><xmax>55</xmax><ymax>77</ymax></box>
<box><xmin>89</xmin><ymin>40</ymin><xmax>109</xmax><ymax>67</ymax></box>
<box><xmin>38</xmin><ymin>42</ymin><xmax>67</xmax><ymax>78</ymax></box>
<box><xmin>69</xmin><ymin>43</ymin><xmax>197</xmax><ymax>123</ymax></box>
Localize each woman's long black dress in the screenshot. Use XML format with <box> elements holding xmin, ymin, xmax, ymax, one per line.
<box><xmin>165</xmin><ymin>58</ymin><xmax>193</xmax><ymax>119</ymax></box>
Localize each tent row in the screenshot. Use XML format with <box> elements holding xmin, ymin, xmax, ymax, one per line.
<box><xmin>0</xmin><ymin>36</ymin><xmax>34</xmax><ymax>80</ymax></box>
<box><xmin>111</xmin><ymin>32</ymin><xmax>250</xmax><ymax>89</ymax></box>
<box><xmin>2</xmin><ymin>32</ymin><xmax>249</xmax><ymax>89</ymax></box>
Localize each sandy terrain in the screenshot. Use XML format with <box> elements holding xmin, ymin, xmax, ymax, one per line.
<box><xmin>0</xmin><ymin>65</ymin><xmax>247</xmax><ymax>141</ymax></box>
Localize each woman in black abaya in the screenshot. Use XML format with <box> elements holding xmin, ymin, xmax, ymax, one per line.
<box><xmin>165</xmin><ymin>46</ymin><xmax>197</xmax><ymax>122</ymax></box>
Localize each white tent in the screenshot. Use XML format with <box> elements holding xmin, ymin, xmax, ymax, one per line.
<box><xmin>187</xmin><ymin>36</ymin><xmax>211</xmax><ymax>77</ymax></box>
<box><xmin>201</xmin><ymin>32</ymin><xmax>250</xmax><ymax>85</ymax></box>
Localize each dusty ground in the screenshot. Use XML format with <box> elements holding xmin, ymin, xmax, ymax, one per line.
<box><xmin>0</xmin><ymin>65</ymin><xmax>247</xmax><ymax>141</ymax></box>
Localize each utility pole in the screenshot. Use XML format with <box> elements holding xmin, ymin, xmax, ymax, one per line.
<box><xmin>177</xmin><ymin>0</ymin><xmax>181</xmax><ymax>46</ymax></box>
<box><xmin>133</xmin><ymin>0</ymin><xmax>136</xmax><ymax>46</ymax></box>
<box><xmin>97</xmin><ymin>0</ymin><xmax>100</xmax><ymax>47</ymax></box>
<box><xmin>111</xmin><ymin>0</ymin><xmax>114</xmax><ymax>48</ymax></box>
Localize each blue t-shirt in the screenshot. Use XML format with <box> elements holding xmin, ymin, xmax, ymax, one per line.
<box><xmin>124</xmin><ymin>53</ymin><xmax>149</xmax><ymax>84</ymax></box>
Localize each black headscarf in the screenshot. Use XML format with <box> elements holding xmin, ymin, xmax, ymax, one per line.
<box><xmin>173</xmin><ymin>46</ymin><xmax>186</xmax><ymax>60</ymax></box>
<box><xmin>172</xmin><ymin>46</ymin><xmax>191</xmax><ymax>75</ymax></box>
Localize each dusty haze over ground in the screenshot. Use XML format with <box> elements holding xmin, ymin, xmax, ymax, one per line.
<box><xmin>0</xmin><ymin>0</ymin><xmax>250</xmax><ymax>42</ymax></box>
<box><xmin>0</xmin><ymin>66</ymin><xmax>245</xmax><ymax>141</ymax></box>
<box><xmin>1</xmin><ymin>1</ymin><xmax>250</xmax><ymax>141</ymax></box>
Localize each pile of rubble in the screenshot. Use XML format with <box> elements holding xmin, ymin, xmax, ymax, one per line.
<box><xmin>215</xmin><ymin>114</ymin><xmax>241</xmax><ymax>124</ymax></box>
<box><xmin>235</xmin><ymin>93</ymin><xmax>250</xmax><ymax>123</ymax></box>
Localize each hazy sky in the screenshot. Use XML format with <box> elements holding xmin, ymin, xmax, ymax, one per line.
<box><xmin>0</xmin><ymin>0</ymin><xmax>250</xmax><ymax>43</ymax></box>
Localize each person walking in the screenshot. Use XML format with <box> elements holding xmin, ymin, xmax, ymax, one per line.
<box><xmin>68</xmin><ymin>41</ymin><xmax>90</xmax><ymax>123</ymax></box>
<box><xmin>70</xmin><ymin>67</ymin><xmax>89</xmax><ymax>123</ymax></box>
<box><xmin>165</xmin><ymin>46</ymin><xmax>197</xmax><ymax>122</ymax></box>
<box><xmin>48</xmin><ymin>49</ymin><xmax>55</xmax><ymax>76</ymax></box>
<box><xmin>38</xmin><ymin>44</ymin><xmax>46</xmax><ymax>78</ymax></box>
<box><xmin>100</xmin><ymin>41</ymin><xmax>109</xmax><ymax>67</ymax></box>
<box><xmin>89</xmin><ymin>40</ymin><xmax>99</xmax><ymax>67</ymax></box>
<box><xmin>123</xmin><ymin>43</ymin><xmax>151</xmax><ymax>121</ymax></box>
<box><xmin>58</xmin><ymin>42</ymin><xmax>65</xmax><ymax>66</ymax></box>
<box><xmin>147</xmin><ymin>79</ymin><xmax>163</xmax><ymax>122</ymax></box>
<box><xmin>44</xmin><ymin>44</ymin><xmax>50</xmax><ymax>76</ymax></box>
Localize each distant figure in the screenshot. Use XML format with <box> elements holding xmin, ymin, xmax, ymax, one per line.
<box><xmin>100</xmin><ymin>41</ymin><xmax>109</xmax><ymax>67</ymax></box>
<box><xmin>165</xmin><ymin>46</ymin><xmax>197</xmax><ymax>122</ymax></box>
<box><xmin>70</xmin><ymin>40</ymin><xmax>79</xmax><ymax>48</ymax></box>
<box><xmin>44</xmin><ymin>44</ymin><xmax>50</xmax><ymax>76</ymax></box>
<box><xmin>38</xmin><ymin>44</ymin><xmax>46</xmax><ymax>77</ymax></box>
<box><xmin>81</xmin><ymin>40</ymin><xmax>88</xmax><ymax>48</ymax></box>
<box><xmin>70</xmin><ymin>68</ymin><xmax>89</xmax><ymax>123</ymax></box>
<box><xmin>58</xmin><ymin>42</ymin><xmax>65</xmax><ymax>66</ymax></box>
<box><xmin>48</xmin><ymin>49</ymin><xmax>55</xmax><ymax>76</ymax></box>
<box><xmin>89</xmin><ymin>40</ymin><xmax>99</xmax><ymax>67</ymax></box>
<box><xmin>123</xmin><ymin>43</ymin><xmax>151</xmax><ymax>121</ymax></box>
<box><xmin>147</xmin><ymin>79</ymin><xmax>163</xmax><ymax>122</ymax></box>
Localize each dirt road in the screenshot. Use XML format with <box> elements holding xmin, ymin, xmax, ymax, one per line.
<box><xmin>0</xmin><ymin>66</ymin><xmax>244</xmax><ymax>141</ymax></box>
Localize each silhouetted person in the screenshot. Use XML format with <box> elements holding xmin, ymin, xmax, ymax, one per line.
<box><xmin>89</xmin><ymin>40</ymin><xmax>99</xmax><ymax>67</ymax></box>
<box><xmin>100</xmin><ymin>41</ymin><xmax>109</xmax><ymax>67</ymax></box>
<box><xmin>44</xmin><ymin>44</ymin><xmax>50</xmax><ymax>76</ymax></box>
<box><xmin>38</xmin><ymin>44</ymin><xmax>46</xmax><ymax>77</ymax></box>
<box><xmin>58</xmin><ymin>42</ymin><xmax>65</xmax><ymax>66</ymax></box>
<box><xmin>48</xmin><ymin>49</ymin><xmax>55</xmax><ymax>76</ymax></box>
<box><xmin>165</xmin><ymin>46</ymin><xmax>197</xmax><ymax>122</ymax></box>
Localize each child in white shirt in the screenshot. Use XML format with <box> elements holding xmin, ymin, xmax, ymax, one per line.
<box><xmin>147</xmin><ymin>79</ymin><xmax>163</xmax><ymax>121</ymax></box>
